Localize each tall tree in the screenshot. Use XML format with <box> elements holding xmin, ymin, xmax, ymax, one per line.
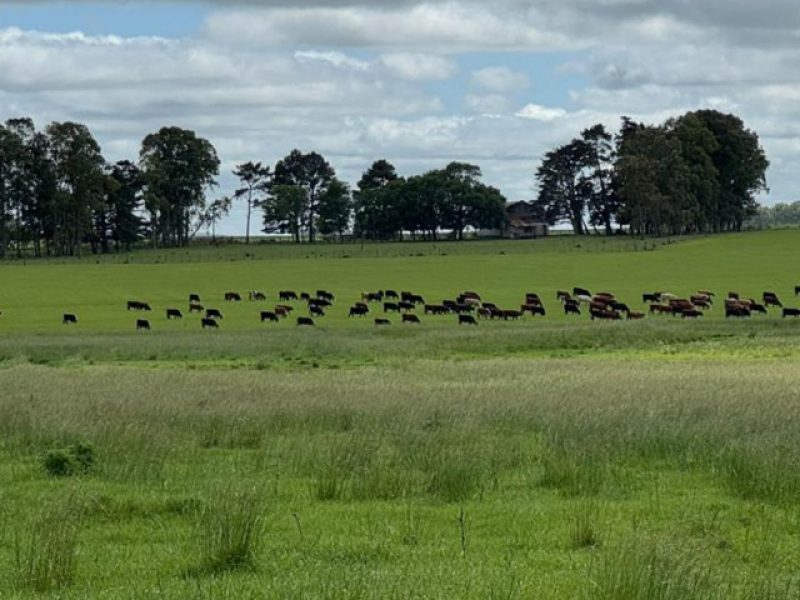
<box><xmin>232</xmin><ymin>161</ymin><xmax>270</xmax><ymax>244</ymax></box>
<box><xmin>581</xmin><ymin>124</ymin><xmax>619</xmax><ymax>235</ymax></box>
<box><xmin>105</xmin><ymin>160</ymin><xmax>144</xmax><ymax>251</ymax></box>
<box><xmin>317</xmin><ymin>178</ymin><xmax>352</xmax><ymax>240</ymax></box>
<box><xmin>139</xmin><ymin>127</ymin><xmax>219</xmax><ymax>248</ymax></box>
<box><xmin>534</xmin><ymin>139</ymin><xmax>591</xmax><ymax>235</ymax></box>
<box><xmin>263</xmin><ymin>184</ymin><xmax>307</xmax><ymax>243</ymax></box>
<box><xmin>271</xmin><ymin>150</ymin><xmax>336</xmax><ymax>243</ymax></box>
<box><xmin>353</xmin><ymin>160</ymin><xmax>402</xmax><ymax>240</ymax></box>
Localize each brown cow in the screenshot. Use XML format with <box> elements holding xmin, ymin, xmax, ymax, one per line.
<box><xmin>375</xmin><ymin>318</ymin><xmax>391</xmax><ymax>326</ymax></box>
<box><xmin>402</xmin><ymin>314</ymin><xmax>421</xmax><ymax>324</ymax></box>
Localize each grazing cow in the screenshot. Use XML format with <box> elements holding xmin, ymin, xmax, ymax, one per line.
<box><xmin>425</xmin><ymin>304</ymin><xmax>449</xmax><ymax>315</ymax></box>
<box><xmin>201</xmin><ymin>318</ymin><xmax>218</xmax><ymax>329</ymax></box>
<box><xmin>482</xmin><ymin>302</ymin><xmax>498</xmax><ymax>310</ymax></box>
<box><xmin>642</xmin><ymin>293</ymin><xmax>661</xmax><ymax>304</ymax></box>
<box><xmin>136</xmin><ymin>319</ymin><xmax>151</xmax><ymax>331</ymax></box>
<box><xmin>402</xmin><ymin>314</ymin><xmax>421</xmax><ymax>324</ymax></box>
<box><xmin>564</xmin><ymin>303</ymin><xmax>581</xmax><ymax>316</ymax></box>
<box><xmin>309</xmin><ymin>298</ymin><xmax>332</xmax><ymax>308</ymax></box>
<box><xmin>398</xmin><ymin>301</ymin><xmax>415</xmax><ymax>312</ymax></box>
<box><xmin>459</xmin><ymin>315</ymin><xmax>478</xmax><ymax>325</ymax></box>
<box><xmin>375</xmin><ymin>318</ymin><xmax>391</xmax><ymax>326</ymax></box>
<box><xmin>795</xmin><ymin>286</ymin><xmax>800</xmax><ymax>296</ymax></box>
<box><xmin>783</xmin><ymin>308</ymin><xmax>800</xmax><ymax>318</ymax></box>
<box><xmin>127</xmin><ymin>300</ymin><xmax>151</xmax><ymax>311</ymax></box>
<box><xmin>525</xmin><ymin>295</ymin><xmax>543</xmax><ymax>307</ymax></box>
<box><xmin>669</xmin><ymin>299</ymin><xmax>694</xmax><ymax>315</ymax></box>
<box><xmin>698</xmin><ymin>290</ymin><xmax>715</xmax><ymax>298</ymax></box>
<box><xmin>260</xmin><ymin>311</ymin><xmax>279</xmax><ymax>323</ymax></box>
<box><xmin>462</xmin><ymin>291</ymin><xmax>482</xmax><ymax>301</ymax></box>
<box><xmin>275</xmin><ymin>307</ymin><xmax>289</xmax><ymax>318</ymax></box>
<box><xmin>189</xmin><ymin>303</ymin><xmax>204</xmax><ymax>313</ymax></box>
<box><xmin>726</xmin><ymin>305</ymin><xmax>751</xmax><ymax>318</ymax></box>
<box><xmin>316</xmin><ymin>290</ymin><xmax>335</xmax><ymax>301</ymax></box>
<box><xmin>763</xmin><ymin>292</ymin><xmax>783</xmax><ymax>307</ymax></box>
<box><xmin>590</xmin><ymin>301</ymin><xmax>609</xmax><ymax>313</ymax></box>
<box><xmin>591</xmin><ymin>309</ymin><xmax>621</xmax><ymax>321</ymax></box>
<box><xmin>225</xmin><ymin>292</ymin><xmax>242</xmax><ymax>302</ymax></box>
<box><xmin>627</xmin><ymin>311</ymin><xmax>645</xmax><ymax>320</ymax></box>
<box><xmin>205</xmin><ymin>308</ymin><xmax>223</xmax><ymax>320</ymax></box>
<box><xmin>166</xmin><ymin>308</ymin><xmax>183</xmax><ymax>320</ymax></box>
<box><xmin>750</xmin><ymin>303</ymin><xmax>768</xmax><ymax>314</ymax></box>
<box><xmin>502</xmin><ymin>310</ymin><xmax>523</xmax><ymax>321</ymax></box>
<box><xmin>276</xmin><ymin>304</ymin><xmax>294</xmax><ymax>313</ymax></box>
<box><xmin>384</xmin><ymin>290</ymin><xmax>399</xmax><ymax>299</ymax></box>
<box><xmin>576</xmin><ymin>294</ymin><xmax>593</xmax><ymax>305</ymax></box>
<box><xmin>384</xmin><ymin>302</ymin><xmax>400</xmax><ymax>313</ymax></box>
<box><xmin>574</xmin><ymin>287</ymin><xmax>591</xmax><ymax>298</ymax></box>
<box><xmin>400</xmin><ymin>291</ymin><xmax>414</xmax><ymax>302</ymax></box>
<box><xmin>650</xmin><ymin>304</ymin><xmax>668</xmax><ymax>315</ymax></box>
<box><xmin>660</xmin><ymin>292</ymin><xmax>677</xmax><ymax>302</ymax></box>
<box><xmin>611</xmin><ymin>302</ymin><xmax>630</xmax><ymax>313</ymax></box>
<box><xmin>310</xmin><ymin>305</ymin><xmax>326</xmax><ymax>317</ymax></box>
<box><xmin>300</xmin><ymin>292</ymin><xmax>311</xmax><ymax>302</ymax></box>
<box><xmin>297</xmin><ymin>317</ymin><xmax>315</xmax><ymax>326</ymax></box>
<box><xmin>521</xmin><ymin>304</ymin><xmax>546</xmax><ymax>317</ymax></box>
<box><xmin>693</xmin><ymin>299</ymin><xmax>711</xmax><ymax>310</ymax></box>
<box><xmin>478</xmin><ymin>308</ymin><xmax>492</xmax><ymax>319</ymax></box>
<box><xmin>681</xmin><ymin>309</ymin><xmax>703</xmax><ymax>319</ymax></box>
<box><xmin>408</xmin><ymin>294</ymin><xmax>425</xmax><ymax>305</ymax></box>
<box><xmin>453</xmin><ymin>303</ymin><xmax>475</xmax><ymax>314</ymax></box>
<box><xmin>349</xmin><ymin>305</ymin><xmax>369</xmax><ymax>317</ymax></box>
<box><xmin>556</xmin><ymin>291</ymin><xmax>572</xmax><ymax>302</ymax></box>
<box><xmin>728</xmin><ymin>292</ymin><xmax>740</xmax><ymax>300</ymax></box>
<box><xmin>249</xmin><ymin>291</ymin><xmax>267</xmax><ymax>301</ymax></box>
<box><xmin>279</xmin><ymin>290</ymin><xmax>298</xmax><ymax>301</ymax></box>
<box><xmin>62</xmin><ymin>313</ymin><xmax>77</xmax><ymax>325</ymax></box>
<box><xmin>362</xmin><ymin>291</ymin><xmax>383</xmax><ymax>302</ymax></box>
<box><xmin>189</xmin><ymin>293</ymin><xmax>201</xmax><ymax>303</ymax></box>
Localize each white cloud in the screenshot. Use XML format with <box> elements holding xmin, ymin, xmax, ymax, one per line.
<box><xmin>379</xmin><ymin>53</ymin><xmax>456</xmax><ymax>80</ymax></box>
<box><xmin>515</xmin><ymin>104</ymin><xmax>568</xmax><ymax>122</ymax></box>
<box><xmin>471</xmin><ymin>66</ymin><xmax>529</xmax><ymax>93</ymax></box>
<box><xmin>465</xmin><ymin>94</ymin><xmax>511</xmax><ymax>115</ymax></box>
<box><xmin>294</xmin><ymin>50</ymin><xmax>370</xmax><ymax>71</ymax></box>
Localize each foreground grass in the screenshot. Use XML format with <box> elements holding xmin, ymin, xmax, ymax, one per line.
<box><xmin>1</xmin><ymin>358</ymin><xmax>800</xmax><ymax>598</ymax></box>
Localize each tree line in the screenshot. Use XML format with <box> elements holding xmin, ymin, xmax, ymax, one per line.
<box><xmin>533</xmin><ymin>110</ymin><xmax>769</xmax><ymax>236</ymax></box>
<box><xmin>746</xmin><ymin>201</ymin><xmax>800</xmax><ymax>229</ymax></box>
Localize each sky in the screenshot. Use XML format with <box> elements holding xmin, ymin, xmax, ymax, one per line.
<box><xmin>0</xmin><ymin>1</ymin><xmax>798</xmax><ymax>235</ymax></box>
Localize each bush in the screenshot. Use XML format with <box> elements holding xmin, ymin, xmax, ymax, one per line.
<box><xmin>42</xmin><ymin>442</ymin><xmax>96</xmax><ymax>478</ymax></box>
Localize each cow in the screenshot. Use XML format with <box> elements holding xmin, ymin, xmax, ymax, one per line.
<box><xmin>681</xmin><ymin>309</ymin><xmax>703</xmax><ymax>319</ymax></box>
<box><xmin>349</xmin><ymin>305</ymin><xmax>369</xmax><ymax>317</ymax></box>
<box><xmin>127</xmin><ymin>300</ymin><xmax>151</xmax><ymax>311</ymax></box>
<box><xmin>482</xmin><ymin>302</ymin><xmax>498</xmax><ymax>310</ymax></box>
<box><xmin>692</xmin><ymin>299</ymin><xmax>712</xmax><ymax>310</ymax></box>
<box><xmin>591</xmin><ymin>309</ymin><xmax>621</xmax><ymax>321</ymax></box>
<box><xmin>309</xmin><ymin>298</ymin><xmax>332</xmax><ymax>308</ymax></box>
<box><xmin>276</xmin><ymin>304</ymin><xmax>294</xmax><ymax>313</ymax></box>
<box><xmin>249</xmin><ymin>291</ymin><xmax>267</xmax><ymax>301</ymax></box>
<box><xmin>627</xmin><ymin>311</ymin><xmax>645</xmax><ymax>320</ymax></box>
<box><xmin>300</xmin><ymin>292</ymin><xmax>311</xmax><ymax>302</ymax></box>
<box><xmin>136</xmin><ymin>319</ymin><xmax>151</xmax><ymax>331</ymax></box>
<box><xmin>279</xmin><ymin>290</ymin><xmax>298</xmax><ymax>301</ymax></box>
<box><xmin>669</xmin><ymin>299</ymin><xmax>694</xmax><ymax>315</ymax></box>
<box><xmin>564</xmin><ymin>303</ymin><xmax>581</xmax><ymax>316</ymax></box>
<box><xmin>297</xmin><ymin>317</ymin><xmax>315</xmax><ymax>326</ymax></box>
<box><xmin>384</xmin><ymin>290</ymin><xmax>399</xmax><ymax>299</ymax></box>
<box><xmin>574</xmin><ymin>287</ymin><xmax>591</xmax><ymax>298</ymax></box>
<box><xmin>408</xmin><ymin>294</ymin><xmax>425</xmax><ymax>305</ymax></box>
<box><xmin>521</xmin><ymin>304</ymin><xmax>546</xmax><ymax>317</ymax></box>
<box><xmin>362</xmin><ymin>291</ymin><xmax>383</xmax><ymax>302</ymax></box>
<box><xmin>402</xmin><ymin>314</ymin><xmax>421</xmax><ymax>324</ymax></box>
<box><xmin>384</xmin><ymin>302</ymin><xmax>400</xmax><ymax>313</ymax></box>
<box><xmin>166</xmin><ymin>308</ymin><xmax>183</xmax><ymax>320</ymax></box>
<box><xmin>728</xmin><ymin>292</ymin><xmax>740</xmax><ymax>300</ymax></box>
<box><xmin>205</xmin><ymin>308</ymin><xmax>223</xmax><ymax>320</ymax></box>
<box><xmin>316</xmin><ymin>290</ymin><xmax>335</xmax><ymax>301</ymax></box>
<box><xmin>763</xmin><ymin>292</ymin><xmax>783</xmax><ymax>308</ymax></box>
<box><xmin>525</xmin><ymin>295</ymin><xmax>543</xmax><ymax>307</ymax></box>
<box><xmin>750</xmin><ymin>303</ymin><xmax>768</xmax><ymax>314</ymax></box>
<box><xmin>556</xmin><ymin>291</ymin><xmax>572</xmax><ymax>302</ymax></box>
<box><xmin>375</xmin><ymin>318</ymin><xmax>391</xmax><ymax>326</ymax></box>
<box><xmin>660</xmin><ymin>292</ymin><xmax>677</xmax><ymax>302</ymax></box>
<box><xmin>459</xmin><ymin>315</ymin><xmax>478</xmax><ymax>326</ymax></box>
<box><xmin>260</xmin><ymin>311</ymin><xmax>279</xmax><ymax>323</ymax></box>
<box><xmin>795</xmin><ymin>286</ymin><xmax>800</xmax><ymax>297</ymax></box>
<box><xmin>477</xmin><ymin>308</ymin><xmax>492</xmax><ymax>320</ymax></box>
<box><xmin>425</xmin><ymin>304</ymin><xmax>449</xmax><ymax>315</ymax></box>
<box><xmin>453</xmin><ymin>304</ymin><xmax>475</xmax><ymax>314</ymax></box>
<box><xmin>309</xmin><ymin>305</ymin><xmax>326</xmax><ymax>317</ymax></box>
<box><xmin>201</xmin><ymin>318</ymin><xmax>218</xmax><ymax>329</ymax></box>
<box><xmin>189</xmin><ymin>303</ymin><xmax>204</xmax><ymax>313</ymax></box>
<box><xmin>576</xmin><ymin>294</ymin><xmax>593</xmax><ymax>305</ymax></box>
<box><xmin>275</xmin><ymin>307</ymin><xmax>289</xmax><ymax>319</ymax></box>
<box><xmin>698</xmin><ymin>290</ymin><xmax>716</xmax><ymax>298</ymax></box>
<box><xmin>611</xmin><ymin>302</ymin><xmax>630</xmax><ymax>314</ymax></box>
<box><xmin>783</xmin><ymin>308</ymin><xmax>800</xmax><ymax>318</ymax></box>
<box><xmin>650</xmin><ymin>304</ymin><xmax>670</xmax><ymax>315</ymax></box>
<box><xmin>726</xmin><ymin>305</ymin><xmax>751</xmax><ymax>318</ymax></box>
<box><xmin>225</xmin><ymin>292</ymin><xmax>242</xmax><ymax>302</ymax></box>
<box><xmin>62</xmin><ymin>313</ymin><xmax>77</xmax><ymax>325</ymax></box>
<box><xmin>462</xmin><ymin>291</ymin><xmax>482</xmax><ymax>302</ymax></box>
<box><xmin>642</xmin><ymin>293</ymin><xmax>661</xmax><ymax>304</ymax></box>
<box><xmin>398</xmin><ymin>301</ymin><xmax>415</xmax><ymax>312</ymax></box>
<box><xmin>189</xmin><ymin>293</ymin><xmax>201</xmax><ymax>303</ymax></box>
<box><xmin>502</xmin><ymin>310</ymin><xmax>523</xmax><ymax>321</ymax></box>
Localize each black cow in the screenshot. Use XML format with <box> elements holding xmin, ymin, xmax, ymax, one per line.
<box><xmin>310</xmin><ymin>305</ymin><xmax>326</xmax><ymax>317</ymax></box>
<box><xmin>62</xmin><ymin>313</ymin><xmax>77</xmax><ymax>325</ymax></box>
<box><xmin>642</xmin><ymin>293</ymin><xmax>661</xmax><ymax>303</ymax></box>
<box><xmin>574</xmin><ymin>287</ymin><xmax>591</xmax><ymax>298</ymax></box>
<box><xmin>763</xmin><ymin>292</ymin><xmax>783</xmax><ymax>308</ymax></box>
<box><xmin>750</xmin><ymin>303</ymin><xmax>768</xmax><ymax>315</ymax></box>
<box><xmin>249</xmin><ymin>291</ymin><xmax>267</xmax><ymax>301</ymax></box>
<box><xmin>783</xmin><ymin>308</ymin><xmax>800</xmax><ymax>318</ymax></box>
<box><xmin>402</xmin><ymin>314</ymin><xmax>421</xmax><ymax>324</ymax></box>
<box><xmin>349</xmin><ymin>305</ymin><xmax>369</xmax><ymax>317</ymax></box>
<box><xmin>166</xmin><ymin>308</ymin><xmax>183</xmax><ymax>320</ymax></box>
<box><xmin>316</xmin><ymin>290</ymin><xmax>335</xmax><ymax>301</ymax></box>
<box><xmin>795</xmin><ymin>286</ymin><xmax>800</xmax><ymax>296</ymax></box>
<box><xmin>297</xmin><ymin>317</ymin><xmax>315</xmax><ymax>326</ymax></box>
<box><xmin>459</xmin><ymin>315</ymin><xmax>477</xmax><ymax>326</ymax></box>
<box><xmin>726</xmin><ymin>306</ymin><xmax>751</xmax><ymax>318</ymax></box>
<box><xmin>564</xmin><ymin>303</ymin><xmax>581</xmax><ymax>316</ymax></box>
<box><xmin>189</xmin><ymin>293</ymin><xmax>201</xmax><ymax>303</ymax></box>
<box><xmin>398</xmin><ymin>301</ymin><xmax>415</xmax><ymax>312</ymax></box>
<box><xmin>383</xmin><ymin>302</ymin><xmax>400</xmax><ymax>313</ymax></box>
<box><xmin>206</xmin><ymin>308</ymin><xmax>223</xmax><ymax>320</ymax></box>
<box><xmin>384</xmin><ymin>290</ymin><xmax>399</xmax><ymax>299</ymax></box>
<box><xmin>309</xmin><ymin>298</ymin><xmax>332</xmax><ymax>308</ymax></box>
<box><xmin>127</xmin><ymin>300</ymin><xmax>151</xmax><ymax>311</ymax></box>
<box><xmin>189</xmin><ymin>303</ymin><xmax>204</xmax><ymax>313</ymax></box>
<box><xmin>362</xmin><ymin>291</ymin><xmax>384</xmax><ymax>302</ymax></box>
<box><xmin>136</xmin><ymin>319</ymin><xmax>151</xmax><ymax>331</ymax></box>
<box><xmin>375</xmin><ymin>318</ymin><xmax>391</xmax><ymax>326</ymax></box>
<box><xmin>225</xmin><ymin>292</ymin><xmax>242</xmax><ymax>302</ymax></box>
<box><xmin>279</xmin><ymin>291</ymin><xmax>298</xmax><ymax>301</ymax></box>
<box><xmin>260</xmin><ymin>311</ymin><xmax>279</xmax><ymax>323</ymax></box>
<box><xmin>681</xmin><ymin>309</ymin><xmax>703</xmax><ymax>319</ymax></box>
<box><xmin>611</xmin><ymin>302</ymin><xmax>630</xmax><ymax>313</ymax></box>
<box><xmin>201</xmin><ymin>318</ymin><xmax>218</xmax><ymax>329</ymax></box>
<box><xmin>300</xmin><ymin>292</ymin><xmax>311</xmax><ymax>302</ymax></box>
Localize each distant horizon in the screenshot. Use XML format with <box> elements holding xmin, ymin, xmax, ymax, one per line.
<box><xmin>1</xmin><ymin>1</ymin><xmax>797</xmax><ymax>235</ymax></box>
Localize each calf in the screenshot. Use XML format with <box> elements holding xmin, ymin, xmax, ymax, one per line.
<box><xmin>201</xmin><ymin>318</ymin><xmax>218</xmax><ymax>329</ymax></box>
<box><xmin>459</xmin><ymin>315</ymin><xmax>478</xmax><ymax>325</ymax></box>
<box><xmin>189</xmin><ymin>303</ymin><xmax>204</xmax><ymax>313</ymax></box>
<box><xmin>297</xmin><ymin>317</ymin><xmax>315</xmax><ymax>326</ymax></box>
<box><xmin>205</xmin><ymin>308</ymin><xmax>223</xmax><ymax>320</ymax></box>
<box><xmin>349</xmin><ymin>305</ymin><xmax>369</xmax><ymax>317</ymax></box>
<box><xmin>189</xmin><ymin>293</ymin><xmax>201</xmax><ymax>303</ymax></box>
<box><xmin>279</xmin><ymin>290</ymin><xmax>298</xmax><ymax>301</ymax></box>
<box><xmin>136</xmin><ymin>319</ymin><xmax>151</xmax><ymax>331</ymax></box>
<box><xmin>402</xmin><ymin>314</ymin><xmax>421</xmax><ymax>324</ymax></box>
<box><xmin>783</xmin><ymin>308</ymin><xmax>800</xmax><ymax>318</ymax></box>
<box><xmin>225</xmin><ymin>292</ymin><xmax>242</xmax><ymax>302</ymax></box>
<box><xmin>374</xmin><ymin>318</ymin><xmax>391</xmax><ymax>326</ymax></box>
<box><xmin>166</xmin><ymin>308</ymin><xmax>183</xmax><ymax>320</ymax></box>
<box><xmin>275</xmin><ymin>307</ymin><xmax>289</xmax><ymax>318</ymax></box>
<box><xmin>309</xmin><ymin>305</ymin><xmax>326</xmax><ymax>317</ymax></box>
<box><xmin>276</xmin><ymin>304</ymin><xmax>294</xmax><ymax>313</ymax></box>
<box><xmin>300</xmin><ymin>292</ymin><xmax>311</xmax><ymax>302</ymax></box>
<box><xmin>383</xmin><ymin>302</ymin><xmax>400</xmax><ymax>313</ymax></box>
<box><xmin>62</xmin><ymin>313</ymin><xmax>77</xmax><ymax>325</ymax></box>
<box><xmin>260</xmin><ymin>311</ymin><xmax>279</xmax><ymax>323</ymax></box>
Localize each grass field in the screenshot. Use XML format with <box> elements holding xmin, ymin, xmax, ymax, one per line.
<box><xmin>1</xmin><ymin>231</ymin><xmax>800</xmax><ymax>598</ymax></box>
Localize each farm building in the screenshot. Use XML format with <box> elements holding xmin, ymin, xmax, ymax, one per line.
<box><xmin>479</xmin><ymin>201</ymin><xmax>549</xmax><ymax>239</ymax></box>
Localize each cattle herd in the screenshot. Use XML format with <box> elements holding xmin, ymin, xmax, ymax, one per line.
<box><xmin>37</xmin><ymin>284</ymin><xmax>800</xmax><ymax>331</ymax></box>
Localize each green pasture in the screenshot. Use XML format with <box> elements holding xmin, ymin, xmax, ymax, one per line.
<box><xmin>2</xmin><ymin>231</ymin><xmax>800</xmax><ymax>598</ymax></box>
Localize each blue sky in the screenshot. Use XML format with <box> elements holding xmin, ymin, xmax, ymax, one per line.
<box><xmin>0</xmin><ymin>1</ymin><xmax>797</xmax><ymax>234</ymax></box>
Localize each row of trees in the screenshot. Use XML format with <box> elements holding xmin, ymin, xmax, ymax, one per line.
<box><xmin>534</xmin><ymin>110</ymin><xmax>770</xmax><ymax>236</ymax></box>
<box><xmin>747</xmin><ymin>201</ymin><xmax>800</xmax><ymax>229</ymax></box>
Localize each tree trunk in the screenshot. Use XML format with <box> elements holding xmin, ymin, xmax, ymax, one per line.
<box><xmin>245</xmin><ymin>189</ymin><xmax>251</xmax><ymax>245</ymax></box>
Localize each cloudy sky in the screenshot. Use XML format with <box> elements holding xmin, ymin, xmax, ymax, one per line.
<box><xmin>1</xmin><ymin>1</ymin><xmax>797</xmax><ymax>234</ymax></box>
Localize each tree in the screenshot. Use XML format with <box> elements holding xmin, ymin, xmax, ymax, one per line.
<box><xmin>438</xmin><ymin>162</ymin><xmax>506</xmax><ymax>239</ymax></box>
<box><xmin>105</xmin><ymin>161</ymin><xmax>144</xmax><ymax>251</ymax></box>
<box><xmin>233</xmin><ymin>161</ymin><xmax>270</xmax><ymax>244</ymax></box>
<box><xmin>357</xmin><ymin>159</ymin><xmax>399</xmax><ymax>191</ymax></box>
<box><xmin>197</xmin><ymin>196</ymin><xmax>232</xmax><ymax>242</ymax></box>
<box><xmin>270</xmin><ymin>150</ymin><xmax>336</xmax><ymax>243</ymax></box>
<box><xmin>534</xmin><ymin>139</ymin><xmax>591</xmax><ymax>235</ymax></box>
<box><xmin>353</xmin><ymin>160</ymin><xmax>402</xmax><ymax>240</ymax></box>
<box><xmin>139</xmin><ymin>127</ymin><xmax>219</xmax><ymax>248</ymax></box>
<box><xmin>0</xmin><ymin>124</ymin><xmax>23</xmax><ymax>258</ymax></box>
<box><xmin>581</xmin><ymin>124</ymin><xmax>619</xmax><ymax>235</ymax></box>
<box><xmin>263</xmin><ymin>184</ymin><xmax>307</xmax><ymax>243</ymax></box>
<box><xmin>317</xmin><ymin>178</ymin><xmax>351</xmax><ymax>240</ymax></box>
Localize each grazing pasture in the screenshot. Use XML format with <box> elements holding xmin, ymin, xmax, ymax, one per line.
<box><xmin>1</xmin><ymin>230</ymin><xmax>800</xmax><ymax>598</ymax></box>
